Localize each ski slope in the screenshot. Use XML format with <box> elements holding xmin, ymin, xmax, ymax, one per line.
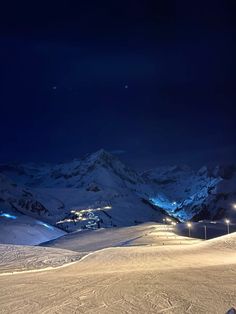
<box><xmin>0</xmin><ymin>245</ymin><xmax>83</xmax><ymax>274</ymax></box>
<box><xmin>42</xmin><ymin>222</ymin><xmax>201</xmax><ymax>252</ymax></box>
<box><xmin>0</xmin><ymin>211</ymin><xmax>66</xmax><ymax>245</ymax></box>
<box><xmin>0</xmin><ymin>223</ymin><xmax>236</xmax><ymax>313</ymax></box>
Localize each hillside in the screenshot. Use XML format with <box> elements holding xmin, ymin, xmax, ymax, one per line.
<box><xmin>0</xmin><ymin>150</ymin><xmax>165</xmax><ymax>235</ymax></box>
<box><xmin>0</xmin><ymin>224</ymin><xmax>235</xmax><ymax>313</ymax></box>
<box><xmin>144</xmin><ymin>164</ymin><xmax>236</xmax><ymax>221</ymax></box>
<box><xmin>0</xmin><ymin>150</ymin><xmax>235</xmax><ymax>242</ymax></box>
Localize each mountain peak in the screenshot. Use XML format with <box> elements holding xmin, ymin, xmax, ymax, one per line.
<box><xmin>93</xmin><ymin>149</ymin><xmax>113</xmax><ymax>158</ymax></box>
<box><xmin>86</xmin><ymin>149</ymin><xmax>115</xmax><ymax>164</ymax></box>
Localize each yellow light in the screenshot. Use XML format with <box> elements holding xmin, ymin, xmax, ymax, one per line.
<box><xmin>56</xmin><ymin>218</ymin><xmax>75</xmax><ymax>224</ymax></box>
<box><xmin>187</xmin><ymin>222</ymin><xmax>192</xmax><ymax>228</ymax></box>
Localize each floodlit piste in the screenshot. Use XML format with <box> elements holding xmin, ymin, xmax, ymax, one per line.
<box><xmin>0</xmin><ymin>1</ymin><xmax>235</xmax><ymax>313</ymax></box>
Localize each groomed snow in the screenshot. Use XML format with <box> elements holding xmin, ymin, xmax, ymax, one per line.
<box><xmin>0</xmin><ymin>245</ymin><xmax>83</xmax><ymax>274</ymax></box>
<box><xmin>42</xmin><ymin>222</ymin><xmax>202</xmax><ymax>252</ymax></box>
<box><xmin>0</xmin><ymin>223</ymin><xmax>236</xmax><ymax>313</ymax></box>
<box><xmin>0</xmin><ymin>212</ymin><xmax>66</xmax><ymax>245</ymax></box>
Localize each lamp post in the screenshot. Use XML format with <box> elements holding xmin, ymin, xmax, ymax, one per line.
<box><xmin>225</xmin><ymin>219</ymin><xmax>230</xmax><ymax>234</ymax></box>
<box><xmin>187</xmin><ymin>222</ymin><xmax>192</xmax><ymax>237</ymax></box>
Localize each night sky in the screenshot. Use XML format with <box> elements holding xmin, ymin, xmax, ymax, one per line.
<box><xmin>0</xmin><ymin>1</ymin><xmax>235</xmax><ymax>170</ymax></box>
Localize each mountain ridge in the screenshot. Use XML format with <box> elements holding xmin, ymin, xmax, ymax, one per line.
<box><xmin>0</xmin><ymin>149</ymin><xmax>235</xmax><ymax>234</ymax></box>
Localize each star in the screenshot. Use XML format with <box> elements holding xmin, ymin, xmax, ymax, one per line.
<box><xmin>124</xmin><ymin>84</ymin><xmax>128</xmax><ymax>89</ymax></box>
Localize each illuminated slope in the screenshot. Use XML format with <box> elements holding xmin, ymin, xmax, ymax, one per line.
<box><xmin>144</xmin><ymin>164</ymin><xmax>236</xmax><ymax>221</ymax></box>
<box><xmin>41</xmin><ymin>222</ymin><xmax>201</xmax><ymax>252</ymax></box>
<box><xmin>0</xmin><ymin>225</ymin><xmax>235</xmax><ymax>313</ymax></box>
<box><xmin>0</xmin><ymin>244</ymin><xmax>81</xmax><ymax>273</ymax></box>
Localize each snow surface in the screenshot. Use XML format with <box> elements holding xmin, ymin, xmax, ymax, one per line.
<box><xmin>0</xmin><ymin>150</ymin><xmax>235</xmax><ymax>240</ymax></box>
<box><xmin>145</xmin><ymin>164</ymin><xmax>236</xmax><ymax>221</ymax></box>
<box><xmin>0</xmin><ymin>150</ymin><xmax>166</xmax><ymax>233</ymax></box>
<box><xmin>0</xmin><ymin>223</ymin><xmax>235</xmax><ymax>313</ymax></box>
<box><xmin>0</xmin><ymin>205</ymin><xmax>65</xmax><ymax>245</ymax></box>
<box><xmin>0</xmin><ymin>245</ymin><xmax>82</xmax><ymax>273</ymax></box>
<box><xmin>42</xmin><ymin>222</ymin><xmax>201</xmax><ymax>252</ymax></box>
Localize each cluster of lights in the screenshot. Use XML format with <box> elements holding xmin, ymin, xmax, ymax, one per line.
<box><xmin>162</xmin><ymin>217</ymin><xmax>178</xmax><ymax>226</ymax></box>
<box><xmin>186</xmin><ymin>219</ymin><xmax>232</xmax><ymax>238</ymax></box>
<box><xmin>56</xmin><ymin>218</ymin><xmax>76</xmax><ymax>224</ymax></box>
<box><xmin>163</xmin><ymin>208</ymin><xmax>235</xmax><ymax>240</ymax></box>
<box><xmin>56</xmin><ymin>205</ymin><xmax>112</xmax><ymax>226</ymax></box>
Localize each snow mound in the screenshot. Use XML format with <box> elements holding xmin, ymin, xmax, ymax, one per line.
<box><xmin>0</xmin><ymin>244</ymin><xmax>82</xmax><ymax>273</ymax></box>
<box><xmin>0</xmin><ymin>208</ymin><xmax>65</xmax><ymax>245</ymax></box>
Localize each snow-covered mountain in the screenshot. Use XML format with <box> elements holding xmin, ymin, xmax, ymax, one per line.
<box><xmin>1</xmin><ymin>149</ymin><xmax>235</xmax><ymax>238</ymax></box>
<box><xmin>0</xmin><ymin>150</ymin><xmax>165</xmax><ymax>233</ymax></box>
<box><xmin>0</xmin><ymin>174</ymin><xmax>46</xmax><ymax>222</ymax></box>
<box><xmin>144</xmin><ymin>164</ymin><xmax>236</xmax><ymax>221</ymax></box>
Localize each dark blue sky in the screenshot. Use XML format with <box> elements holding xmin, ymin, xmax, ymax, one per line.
<box><xmin>0</xmin><ymin>1</ymin><xmax>235</xmax><ymax>169</ymax></box>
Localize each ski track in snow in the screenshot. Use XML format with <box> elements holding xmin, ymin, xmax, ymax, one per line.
<box><xmin>0</xmin><ymin>224</ymin><xmax>236</xmax><ymax>314</ymax></box>
<box><xmin>0</xmin><ymin>248</ymin><xmax>110</xmax><ymax>277</ymax></box>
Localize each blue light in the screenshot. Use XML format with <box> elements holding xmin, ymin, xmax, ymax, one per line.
<box><xmin>150</xmin><ymin>196</ymin><xmax>179</xmax><ymax>211</ymax></box>
<box><xmin>37</xmin><ymin>221</ymin><xmax>54</xmax><ymax>230</ymax></box>
<box><xmin>0</xmin><ymin>213</ymin><xmax>17</xmax><ymax>219</ymax></box>
<box><xmin>149</xmin><ymin>196</ymin><xmax>184</xmax><ymax>220</ymax></box>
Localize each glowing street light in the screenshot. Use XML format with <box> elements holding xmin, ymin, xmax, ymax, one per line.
<box><xmin>232</xmin><ymin>203</ymin><xmax>236</xmax><ymax>210</ymax></box>
<box><xmin>187</xmin><ymin>222</ymin><xmax>192</xmax><ymax>237</ymax></box>
<box><xmin>225</xmin><ymin>219</ymin><xmax>230</xmax><ymax>234</ymax></box>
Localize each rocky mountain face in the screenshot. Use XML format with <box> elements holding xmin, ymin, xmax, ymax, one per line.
<box><xmin>144</xmin><ymin>164</ymin><xmax>236</xmax><ymax>222</ymax></box>
<box><xmin>0</xmin><ymin>150</ymin><xmax>235</xmax><ymax>232</ymax></box>
<box><xmin>0</xmin><ymin>174</ymin><xmax>50</xmax><ymax>217</ymax></box>
<box><xmin>0</xmin><ymin>150</ymin><xmax>165</xmax><ymax>231</ymax></box>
